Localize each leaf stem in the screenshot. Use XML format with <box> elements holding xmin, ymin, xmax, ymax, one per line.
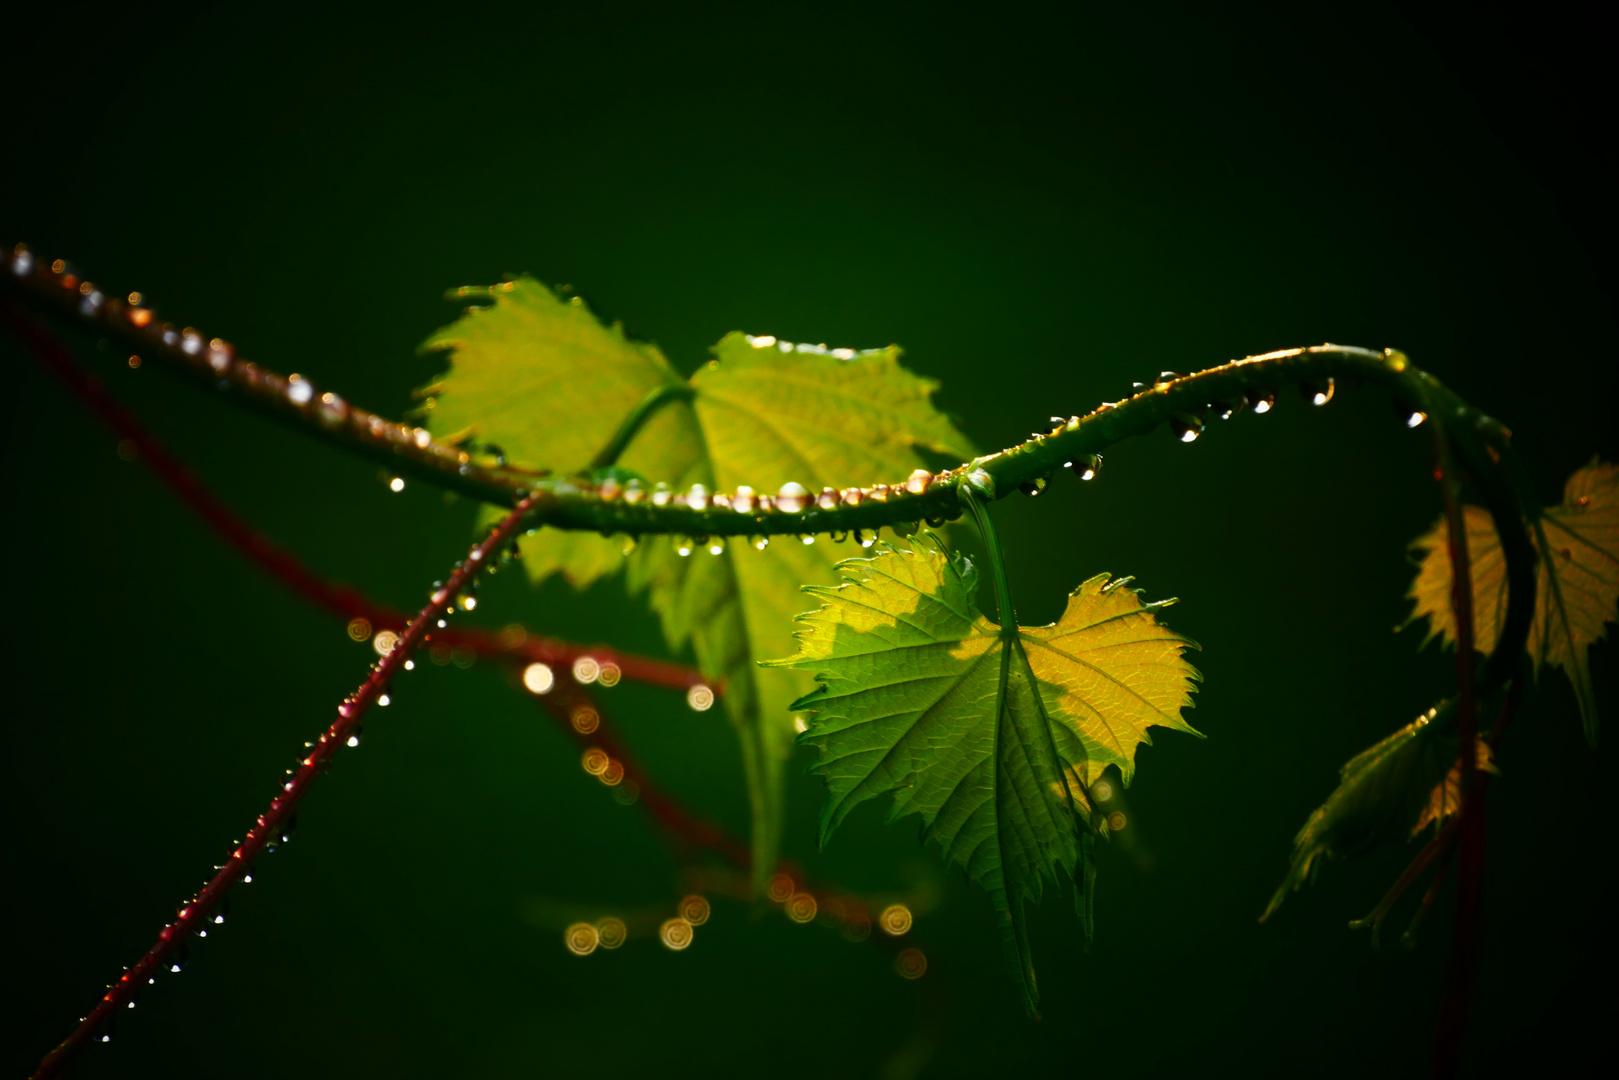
<box><xmin>31</xmin><ymin>491</ymin><xmax>547</xmax><ymax>1080</ymax></box>
<box><xmin>587</xmin><ymin>381</ymin><xmax>694</xmax><ymax>470</ymax></box>
<box><xmin>958</xmin><ymin>482</ymin><xmax>1017</xmax><ymax>632</ymax></box>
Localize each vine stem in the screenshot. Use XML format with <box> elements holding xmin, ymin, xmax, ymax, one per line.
<box><xmin>31</xmin><ymin>493</ymin><xmax>546</xmax><ymax>1080</ymax></box>
<box><xmin>1431</xmin><ymin>413</ymin><xmax>1481</xmax><ymax>1080</ymax></box>
<box><xmin>5</xmin><ymin>245</ymin><xmax>1509</xmax><ymax>541</ymax></box>
<box><xmin>1</xmin><ymin>301</ymin><xmax>708</xmax><ymax>695</ymax></box>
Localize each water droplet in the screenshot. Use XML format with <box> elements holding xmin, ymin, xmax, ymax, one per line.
<box><xmin>904</xmin><ymin>469</ymin><xmax>932</xmax><ymax>495</ymax></box>
<box><xmin>11</xmin><ymin>247</ymin><xmax>34</xmax><ymax>276</ymax></box>
<box><xmin>841</xmin><ymin>488</ymin><xmax>864</xmax><ymax>507</ymax></box>
<box><xmin>623</xmin><ymin>478</ymin><xmax>644</xmax><ymax>504</ymax></box>
<box><xmin>686</xmin><ymin>685</ymin><xmax>715</xmax><ymax>711</ymax></box>
<box><xmin>894</xmin><ymin>947</ymin><xmax>928</xmax><ymax>980</ymax></box>
<box><xmin>372</xmin><ymin>628</ymin><xmax>396</xmax><ymax>655</ymax></box>
<box><xmin>565</xmin><ymin>922</ymin><xmax>599</xmax><ymax>956</ymax></box>
<box><xmin>570</xmin><ymin>705</ymin><xmax>600</xmax><ymax>733</ymax></box>
<box><xmin>708</xmin><ymin>536</ymin><xmax>726</xmax><ymax>555</ymax></box>
<box><xmin>1406</xmin><ymin>410</ymin><xmax>1427</xmax><ymax>428</ymax></box>
<box><xmin>1246</xmin><ymin>388</ymin><xmax>1276</xmax><ymax>414</ymax></box>
<box><xmin>1170</xmin><ymin>416</ymin><xmax>1204</xmax><ymax>442</ymax></box>
<box><xmin>596</xmin><ymin>917</ymin><xmax>628</xmax><ymax>948</ymax></box>
<box><xmin>522</xmin><ymin>663</ymin><xmax>555</xmax><ymax>694</ymax></box>
<box><xmin>1107</xmin><ymin>811</ymin><xmax>1128</xmax><ymax>831</ymax></box>
<box><xmin>857</xmin><ymin>530</ymin><xmax>877</xmax><ymax>548</ymax></box>
<box><xmin>732</xmin><ymin>485</ymin><xmax>756</xmax><ymax>513</ymax></box>
<box><xmin>775</xmin><ymin>482</ymin><xmax>809</xmax><ymax>513</ymax></box>
<box><xmin>870</xmin><ymin>484</ymin><xmax>891</xmax><ymax>502</ymax></box>
<box><xmin>598</xmin><ymin>476</ymin><xmax>623</xmax><ymax>501</ymax></box>
<box><xmin>752</xmin><ymin>535</ymin><xmax>770</xmax><ymax>550</ymax></box>
<box><xmin>572</xmin><ymin>656</ymin><xmax>601</xmax><ymax>684</ymax></box>
<box><xmin>620</xmin><ymin>534</ymin><xmax>637</xmax><ymax>554</ymax></box>
<box><xmin>1154</xmin><ymin>371</ymin><xmax>1183</xmax><ymax>389</ymax></box>
<box><xmin>685</xmin><ymin>483</ymin><xmax>709</xmax><ymax>510</ymax></box>
<box><xmin>388</xmin><ymin>476</ymin><xmax>405</xmax><ymax>493</ymax></box>
<box><xmin>347</xmin><ymin>724</ymin><xmax>363</xmax><ymax>748</ymax></box>
<box><xmin>675</xmin><ymin>536</ymin><xmax>694</xmax><ymax>557</ymax></box>
<box><xmin>1019</xmin><ymin>476</ymin><xmax>1047</xmax><ymax>497</ymax></box>
<box><xmin>651</xmin><ymin>482</ymin><xmax>672</xmax><ymax>507</ymax></box>
<box><xmin>817</xmin><ymin>486</ymin><xmax>841</xmax><ymax>510</ymax></box>
<box><xmin>786</xmin><ymin>892</ymin><xmax>818</xmax><ymax>923</ymax></box>
<box><xmin>1301</xmin><ymin>378</ymin><xmax>1335</xmax><ymax>406</ymax></box>
<box><xmin>800</xmin><ymin>534</ymin><xmax>816</xmax><ymax>545</ymax></box>
<box><xmin>457</xmin><ymin>593</ymin><xmax>477</xmax><ymax>611</ymax></box>
<box><xmin>766</xmin><ymin>874</ymin><xmax>796</xmax><ymax>903</ymax></box>
<box><xmin>892</xmin><ymin>519</ymin><xmax>918</xmax><ymax>537</ymax></box>
<box><xmin>286</xmin><ymin>375</ymin><xmax>313</xmax><ymax>405</ymax></box>
<box><xmin>880</xmin><ymin>904</ymin><xmax>913</xmax><ymax>935</ymax></box>
<box><xmin>581</xmin><ymin>748</ymin><xmax>610</xmax><ymax>776</ymax></box>
<box><xmin>964</xmin><ymin>468</ymin><xmax>996</xmax><ymax>498</ymax></box>
<box><xmin>659</xmin><ymin>917</ymin><xmax>694</xmax><ymax>951</ymax></box>
<box><xmin>679</xmin><ymin>895</ymin><xmax>711</xmax><ymax>926</ymax></box>
<box><xmin>1213</xmin><ymin>398</ymin><xmax>1243</xmax><ymax>420</ymax></box>
<box><xmin>830</xmin><ymin>530</ymin><xmax>848</xmax><ymax>542</ymax></box>
<box><xmin>378</xmin><ymin>693</ymin><xmax>391</xmax><ymax>707</ymax></box>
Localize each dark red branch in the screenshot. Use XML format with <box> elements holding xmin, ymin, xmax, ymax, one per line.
<box><xmin>32</xmin><ymin>494</ymin><xmax>545</xmax><ymax>1080</ymax></box>
<box><xmin>2</xmin><ymin>301</ymin><xmax>708</xmax><ymax>696</ymax></box>
<box><xmin>1432</xmin><ymin>432</ymin><xmax>1482</xmax><ymax>1080</ymax></box>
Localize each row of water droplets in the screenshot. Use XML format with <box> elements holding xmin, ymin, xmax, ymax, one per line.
<box><xmin>10</xmin><ymin>243</ymin><xmax>513</xmax><ymax>494</ymax></box>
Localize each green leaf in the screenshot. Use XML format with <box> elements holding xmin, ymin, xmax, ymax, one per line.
<box><xmin>1406</xmin><ymin>457</ymin><xmax>1619</xmax><ymax>743</ymax></box>
<box><xmin>420</xmin><ymin>279</ymin><xmax>976</xmax><ymax>885</ymax></box>
<box><xmin>1261</xmin><ymin>704</ymin><xmax>1460</xmax><ymax>921</ymax></box>
<box><xmin>766</xmin><ymin>539</ymin><xmax>1200</xmax><ymax>1016</ymax></box>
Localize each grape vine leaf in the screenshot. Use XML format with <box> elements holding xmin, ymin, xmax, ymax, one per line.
<box><xmin>765</xmin><ymin>539</ymin><xmax>1201</xmax><ymax>1016</ymax></box>
<box><xmin>1261</xmin><ymin>706</ymin><xmax>1457</xmax><ymax>921</ymax></box>
<box><xmin>420</xmin><ymin>278</ymin><xmax>975</xmax><ymax>886</ymax></box>
<box><xmin>1411</xmin><ymin>737</ymin><xmax>1496</xmax><ymax>839</ymax></box>
<box><xmin>1406</xmin><ymin>457</ymin><xmax>1618</xmax><ymax>744</ymax></box>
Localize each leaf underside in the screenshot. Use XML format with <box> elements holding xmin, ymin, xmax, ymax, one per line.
<box><xmin>1406</xmin><ymin>457</ymin><xmax>1618</xmax><ymax>744</ymax></box>
<box><xmin>420</xmin><ymin>278</ymin><xmax>976</xmax><ymax>885</ymax></box>
<box><xmin>767</xmin><ymin>539</ymin><xmax>1201</xmax><ymax>1016</ymax></box>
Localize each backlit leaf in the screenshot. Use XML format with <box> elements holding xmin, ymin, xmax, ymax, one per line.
<box><xmin>766</xmin><ymin>539</ymin><xmax>1200</xmax><ymax>1015</ymax></box>
<box><xmin>1406</xmin><ymin>458</ymin><xmax>1618</xmax><ymax>743</ymax></box>
<box><xmin>1261</xmin><ymin>705</ymin><xmax>1455</xmax><ymax>922</ymax></box>
<box><xmin>421</xmin><ymin>280</ymin><xmax>975</xmax><ymax>883</ymax></box>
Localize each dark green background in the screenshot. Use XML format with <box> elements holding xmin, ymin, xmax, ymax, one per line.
<box><xmin>5</xmin><ymin>4</ymin><xmax>1614</xmax><ymax>1077</ymax></box>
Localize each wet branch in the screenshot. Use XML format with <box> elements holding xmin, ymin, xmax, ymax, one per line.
<box><xmin>31</xmin><ymin>493</ymin><xmax>547</xmax><ymax>1080</ymax></box>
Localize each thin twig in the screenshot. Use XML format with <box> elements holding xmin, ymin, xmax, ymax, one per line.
<box><xmin>31</xmin><ymin>494</ymin><xmax>546</xmax><ymax>1080</ymax></box>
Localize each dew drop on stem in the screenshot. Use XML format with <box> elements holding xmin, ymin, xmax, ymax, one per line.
<box><xmin>1019</xmin><ymin>476</ymin><xmax>1047</xmax><ymax>497</ymax></box>
<box><xmin>1069</xmin><ymin>454</ymin><xmax>1102</xmax><ymax>481</ymax></box>
<box><xmin>1301</xmin><ymin>377</ymin><xmax>1335</xmax><ymax>406</ymax></box>
<box><xmin>1246</xmin><ymin>388</ymin><xmax>1276</xmax><ymax>414</ymax></box>
<box><xmin>1170</xmin><ymin>415</ymin><xmax>1204</xmax><ymax>443</ymax></box>
<box><xmin>752</xmin><ymin>535</ymin><xmax>769</xmax><ymax>550</ymax></box>
<box><xmin>776</xmin><ymin>481</ymin><xmax>809</xmax><ymax>513</ymax></box>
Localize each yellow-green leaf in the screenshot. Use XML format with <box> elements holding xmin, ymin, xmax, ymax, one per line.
<box><xmin>766</xmin><ymin>539</ymin><xmax>1200</xmax><ymax>1016</ymax></box>
<box><xmin>420</xmin><ymin>280</ymin><xmax>976</xmax><ymax>885</ymax></box>
<box><xmin>1406</xmin><ymin>457</ymin><xmax>1619</xmax><ymax>743</ymax></box>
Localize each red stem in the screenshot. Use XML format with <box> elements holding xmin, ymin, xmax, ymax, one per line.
<box><xmin>31</xmin><ymin>494</ymin><xmax>546</xmax><ymax>1080</ymax></box>
<box><xmin>536</xmin><ymin>678</ymin><xmax>753</xmax><ymax>866</ymax></box>
<box><xmin>2</xmin><ymin>301</ymin><xmax>707</xmax><ymax>696</ymax></box>
<box><xmin>1432</xmin><ymin>431</ymin><xmax>1482</xmax><ymax>1080</ymax></box>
